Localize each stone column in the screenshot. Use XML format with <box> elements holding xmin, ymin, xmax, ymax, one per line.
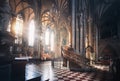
<box><xmin>95</xmin><ymin>25</ymin><xmax>99</xmax><ymax>61</ymax></box>
<box><xmin>76</xmin><ymin>15</ymin><xmax>79</xmax><ymax>53</ymax></box>
<box><xmin>88</xmin><ymin>17</ymin><xmax>92</xmax><ymax>46</ymax></box>
<box><xmin>72</xmin><ymin>0</ymin><xmax>76</xmax><ymax>49</ymax></box>
<box><xmin>80</xmin><ymin>13</ymin><xmax>84</xmax><ymax>55</ymax></box>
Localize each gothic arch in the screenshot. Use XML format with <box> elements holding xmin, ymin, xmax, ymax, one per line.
<box><xmin>99</xmin><ymin>43</ymin><xmax>118</xmax><ymax>59</ymax></box>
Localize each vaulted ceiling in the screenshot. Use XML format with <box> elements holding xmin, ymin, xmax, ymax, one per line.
<box><xmin>9</xmin><ymin>0</ymin><xmax>71</xmax><ymax>30</ymax></box>
<box><xmin>90</xmin><ymin>0</ymin><xmax>120</xmax><ymax>39</ymax></box>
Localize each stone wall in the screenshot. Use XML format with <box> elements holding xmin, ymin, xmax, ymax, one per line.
<box><xmin>0</xmin><ymin>0</ymin><xmax>11</xmax><ymax>31</ymax></box>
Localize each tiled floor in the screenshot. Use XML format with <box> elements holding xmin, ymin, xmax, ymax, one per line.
<box><xmin>26</xmin><ymin>61</ymin><xmax>113</xmax><ymax>81</ymax></box>
<box><xmin>53</xmin><ymin>69</ymin><xmax>112</xmax><ymax>81</ymax></box>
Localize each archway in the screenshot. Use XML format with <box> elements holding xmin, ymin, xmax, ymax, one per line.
<box><xmin>99</xmin><ymin>44</ymin><xmax>117</xmax><ymax>65</ymax></box>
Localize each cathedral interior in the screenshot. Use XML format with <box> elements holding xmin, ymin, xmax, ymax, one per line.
<box><xmin>0</xmin><ymin>0</ymin><xmax>120</xmax><ymax>81</ymax></box>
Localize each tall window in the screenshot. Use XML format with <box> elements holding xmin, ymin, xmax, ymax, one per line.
<box><xmin>28</xmin><ymin>20</ymin><xmax>35</xmax><ymax>46</ymax></box>
<box><xmin>14</xmin><ymin>15</ymin><xmax>23</xmax><ymax>44</ymax></box>
<box><xmin>45</xmin><ymin>28</ymin><xmax>54</xmax><ymax>52</ymax></box>
<box><xmin>45</xmin><ymin>28</ymin><xmax>50</xmax><ymax>45</ymax></box>
<box><xmin>50</xmin><ymin>31</ymin><xmax>54</xmax><ymax>51</ymax></box>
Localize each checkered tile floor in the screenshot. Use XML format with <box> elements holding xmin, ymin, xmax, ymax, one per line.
<box><xmin>52</xmin><ymin>69</ymin><xmax>112</xmax><ymax>81</ymax></box>
<box><xmin>27</xmin><ymin>61</ymin><xmax>113</xmax><ymax>81</ymax></box>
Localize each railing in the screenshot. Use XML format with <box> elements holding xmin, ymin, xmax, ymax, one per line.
<box><xmin>62</xmin><ymin>46</ymin><xmax>90</xmax><ymax>68</ymax></box>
